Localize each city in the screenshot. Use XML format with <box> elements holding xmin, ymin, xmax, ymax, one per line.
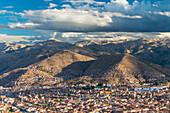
<box><xmin>0</xmin><ymin>82</ymin><xmax>169</xmax><ymax>112</ymax></box>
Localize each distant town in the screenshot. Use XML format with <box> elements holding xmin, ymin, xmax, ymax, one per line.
<box><xmin>0</xmin><ymin>81</ymin><xmax>169</xmax><ymax>113</ymax></box>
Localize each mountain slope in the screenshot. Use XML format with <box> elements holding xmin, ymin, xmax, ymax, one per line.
<box><xmin>0</xmin><ymin>40</ymin><xmax>74</xmax><ymax>73</ymax></box>
<box><xmin>79</xmin><ymin>38</ymin><xmax>170</xmax><ymax>68</ymax></box>
<box><xmin>0</xmin><ymin>50</ymin><xmax>95</xmax><ymax>86</ymax></box>
<box><xmin>0</xmin><ymin>38</ymin><xmax>169</xmax><ymax>86</ymax></box>
<box><xmin>84</xmin><ymin>53</ymin><xmax>165</xmax><ymax>84</ymax></box>
<box><xmin>33</xmin><ymin>50</ymin><xmax>95</xmax><ymax>73</ymax></box>
<box><xmin>0</xmin><ymin>42</ymin><xmax>29</xmax><ymax>53</ymax></box>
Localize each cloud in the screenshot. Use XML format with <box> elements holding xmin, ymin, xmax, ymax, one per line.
<box><xmin>1</xmin><ymin>8</ymin><xmax>143</xmax><ymax>32</ymax></box>
<box><xmin>64</xmin><ymin>0</ymin><xmax>105</xmax><ymax>5</ymax></box>
<box><xmin>48</xmin><ymin>3</ymin><xmax>58</xmax><ymax>9</ymax></box>
<box><xmin>3</xmin><ymin>6</ymin><xmax>14</xmax><ymax>9</ymax></box>
<box><xmin>0</xmin><ymin>10</ymin><xmax>15</xmax><ymax>14</ymax></box>
<box><xmin>64</xmin><ymin>0</ymin><xmax>97</xmax><ymax>4</ymax></box>
<box><xmin>44</xmin><ymin>0</ymin><xmax>53</xmax><ymax>1</ymax></box>
<box><xmin>1</xmin><ymin>30</ymin><xmax>169</xmax><ymax>44</ymax></box>
<box><xmin>103</xmin><ymin>0</ymin><xmax>170</xmax><ymax>32</ymax></box>
<box><xmin>61</xmin><ymin>4</ymin><xmax>71</xmax><ymax>8</ymax></box>
<box><xmin>53</xmin><ymin>32</ymin><xmax>170</xmax><ymax>42</ymax></box>
<box><xmin>111</xmin><ymin>12</ymin><xmax>142</xmax><ymax>19</ymax></box>
<box><xmin>16</xmin><ymin>31</ymin><xmax>170</xmax><ymax>43</ymax></box>
<box><xmin>5</xmin><ymin>9</ymin><xmax>114</xmax><ymax>32</ymax></box>
<box><xmin>8</xmin><ymin>22</ymin><xmax>40</xmax><ymax>29</ymax></box>
<box><xmin>65</xmin><ymin>0</ymin><xmax>106</xmax><ymax>10</ymax></box>
<box><xmin>0</xmin><ymin>34</ymin><xmax>35</xmax><ymax>43</ymax></box>
<box><xmin>0</xmin><ymin>10</ymin><xmax>21</xmax><ymax>16</ymax></box>
<box><xmin>105</xmin><ymin>0</ymin><xmax>132</xmax><ymax>13</ymax></box>
<box><xmin>0</xmin><ymin>0</ymin><xmax>170</xmax><ymax>32</ymax></box>
<box><xmin>153</xmin><ymin>11</ymin><xmax>170</xmax><ymax>17</ymax></box>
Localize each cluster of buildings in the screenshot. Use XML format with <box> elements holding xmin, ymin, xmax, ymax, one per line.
<box><xmin>0</xmin><ymin>83</ymin><xmax>169</xmax><ymax>112</ymax></box>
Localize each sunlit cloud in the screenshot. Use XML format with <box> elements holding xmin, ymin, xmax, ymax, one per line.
<box><xmin>48</xmin><ymin>3</ymin><xmax>58</xmax><ymax>9</ymax></box>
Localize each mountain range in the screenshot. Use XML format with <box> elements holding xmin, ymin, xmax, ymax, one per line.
<box><xmin>0</xmin><ymin>38</ymin><xmax>169</xmax><ymax>87</ymax></box>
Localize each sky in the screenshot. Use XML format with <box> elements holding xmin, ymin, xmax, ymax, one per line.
<box><xmin>0</xmin><ymin>0</ymin><xmax>170</xmax><ymax>43</ymax></box>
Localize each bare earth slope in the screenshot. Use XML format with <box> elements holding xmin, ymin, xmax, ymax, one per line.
<box><xmin>77</xmin><ymin>38</ymin><xmax>170</xmax><ymax>68</ymax></box>
<box><xmin>0</xmin><ymin>38</ymin><xmax>169</xmax><ymax>86</ymax></box>
<box><xmin>83</xmin><ymin>53</ymin><xmax>165</xmax><ymax>84</ymax></box>
<box><xmin>0</xmin><ymin>50</ymin><xmax>95</xmax><ymax>86</ymax></box>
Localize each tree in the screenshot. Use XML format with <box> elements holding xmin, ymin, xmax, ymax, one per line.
<box><xmin>68</xmin><ymin>93</ymin><xmax>71</xmax><ymax>96</ymax></box>
<box><xmin>154</xmin><ymin>81</ymin><xmax>159</xmax><ymax>86</ymax></box>
<box><xmin>60</xmin><ymin>99</ymin><xmax>63</xmax><ymax>102</ymax></box>
<box><xmin>140</xmin><ymin>82</ymin><xmax>144</xmax><ymax>86</ymax></box>
<box><xmin>6</xmin><ymin>107</ymin><xmax>12</xmax><ymax>112</ymax></box>
<box><xmin>98</xmin><ymin>83</ymin><xmax>103</xmax><ymax>87</ymax></box>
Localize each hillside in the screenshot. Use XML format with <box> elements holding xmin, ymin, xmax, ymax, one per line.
<box><xmin>0</xmin><ymin>39</ymin><xmax>74</xmax><ymax>73</ymax></box>
<box><xmin>0</xmin><ymin>50</ymin><xmax>95</xmax><ymax>86</ymax></box>
<box><xmin>83</xmin><ymin>53</ymin><xmax>165</xmax><ymax>84</ymax></box>
<box><xmin>77</xmin><ymin>38</ymin><xmax>170</xmax><ymax>68</ymax></box>
<box><xmin>0</xmin><ymin>42</ymin><xmax>29</xmax><ymax>53</ymax></box>
<box><xmin>33</xmin><ymin>50</ymin><xmax>95</xmax><ymax>74</ymax></box>
<box><xmin>0</xmin><ymin>38</ymin><xmax>169</xmax><ymax>86</ymax></box>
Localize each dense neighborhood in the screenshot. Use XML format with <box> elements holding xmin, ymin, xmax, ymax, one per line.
<box><xmin>0</xmin><ymin>82</ymin><xmax>169</xmax><ymax>113</ymax></box>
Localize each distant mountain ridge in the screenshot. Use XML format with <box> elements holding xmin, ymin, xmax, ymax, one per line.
<box><xmin>76</xmin><ymin>38</ymin><xmax>170</xmax><ymax>68</ymax></box>
<box><xmin>0</xmin><ymin>38</ymin><xmax>169</xmax><ymax>86</ymax></box>
<box><xmin>0</xmin><ymin>42</ymin><xmax>29</xmax><ymax>53</ymax></box>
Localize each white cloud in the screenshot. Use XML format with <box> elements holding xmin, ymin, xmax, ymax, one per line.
<box><xmin>3</xmin><ymin>6</ymin><xmax>14</xmax><ymax>8</ymax></box>
<box><xmin>111</xmin><ymin>12</ymin><xmax>142</xmax><ymax>19</ymax></box>
<box><xmin>21</xmin><ymin>31</ymin><xmax>170</xmax><ymax>43</ymax></box>
<box><xmin>58</xmin><ymin>32</ymin><xmax>170</xmax><ymax>42</ymax></box>
<box><xmin>64</xmin><ymin>0</ymin><xmax>105</xmax><ymax>5</ymax></box>
<box><xmin>153</xmin><ymin>11</ymin><xmax>170</xmax><ymax>17</ymax></box>
<box><xmin>7</xmin><ymin>9</ymin><xmax>114</xmax><ymax>31</ymax></box>
<box><xmin>0</xmin><ymin>34</ymin><xmax>35</xmax><ymax>43</ymax></box>
<box><xmin>2</xmin><ymin>8</ymin><xmax>143</xmax><ymax>32</ymax></box>
<box><xmin>48</xmin><ymin>3</ymin><xmax>58</xmax><ymax>9</ymax></box>
<box><xmin>105</xmin><ymin>0</ymin><xmax>154</xmax><ymax>14</ymax></box>
<box><xmin>65</xmin><ymin>0</ymin><xmax>106</xmax><ymax>9</ymax></box>
<box><xmin>0</xmin><ymin>10</ymin><xmax>21</xmax><ymax>16</ymax></box>
<box><xmin>1</xmin><ymin>31</ymin><xmax>170</xmax><ymax>44</ymax></box>
<box><xmin>0</xmin><ymin>10</ymin><xmax>15</xmax><ymax>14</ymax></box>
<box><xmin>65</xmin><ymin>0</ymin><xmax>97</xmax><ymax>4</ymax></box>
<box><xmin>44</xmin><ymin>0</ymin><xmax>53</xmax><ymax>1</ymax></box>
<box><xmin>8</xmin><ymin>22</ymin><xmax>40</xmax><ymax>29</ymax></box>
<box><xmin>61</xmin><ymin>4</ymin><xmax>71</xmax><ymax>8</ymax></box>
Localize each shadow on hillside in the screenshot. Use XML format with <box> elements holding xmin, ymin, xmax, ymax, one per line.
<box><xmin>2</xmin><ymin>41</ymin><xmax>74</xmax><ymax>74</ymax></box>
<box><xmin>55</xmin><ymin>53</ymin><xmax>125</xmax><ymax>81</ymax></box>
<box><xmin>56</xmin><ymin>60</ymin><xmax>95</xmax><ymax>80</ymax></box>
<box><xmin>0</xmin><ymin>69</ymin><xmax>27</xmax><ymax>86</ymax></box>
